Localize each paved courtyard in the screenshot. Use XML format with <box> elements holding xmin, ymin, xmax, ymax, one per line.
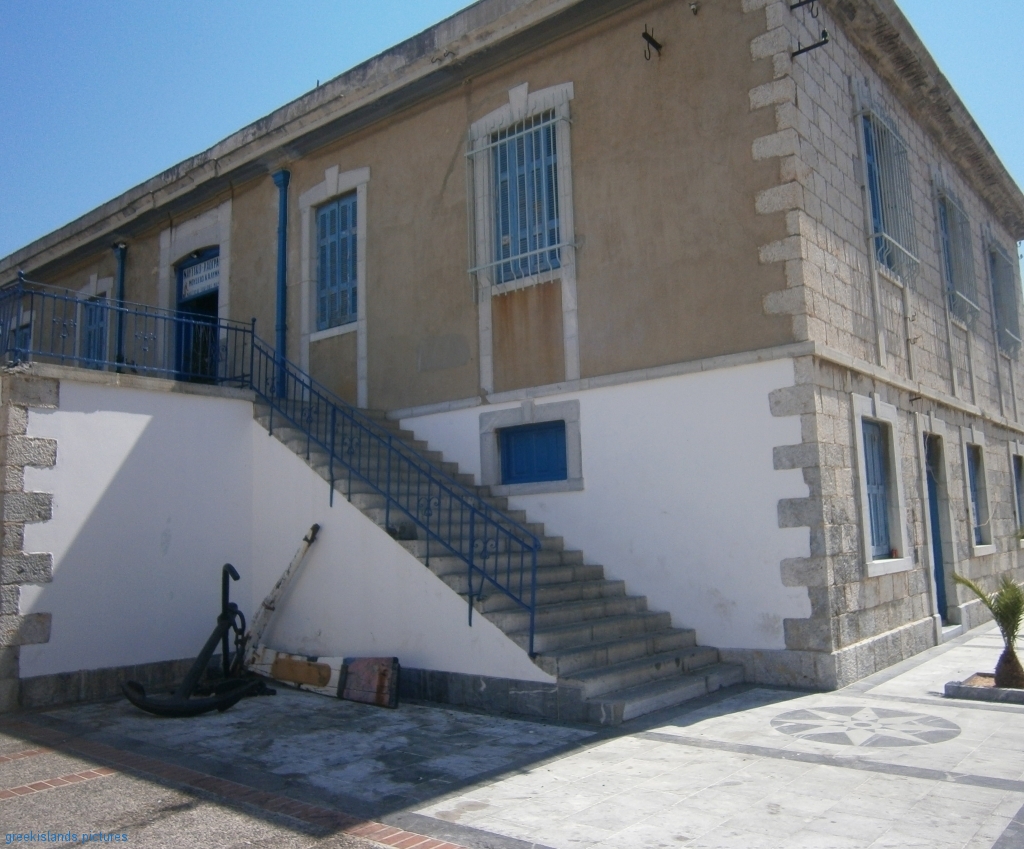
<box><xmin>2</xmin><ymin>625</ymin><xmax>1023</xmax><ymax>848</ymax></box>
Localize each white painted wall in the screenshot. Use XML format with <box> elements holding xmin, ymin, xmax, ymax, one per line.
<box><xmin>19</xmin><ymin>378</ymin><xmax>549</xmax><ymax>683</ymax></box>
<box><xmin>403</xmin><ymin>358</ymin><xmax>812</xmax><ymax>650</ymax></box>
<box><xmin>247</xmin><ymin>427</ymin><xmax>550</xmax><ymax>681</ymax></box>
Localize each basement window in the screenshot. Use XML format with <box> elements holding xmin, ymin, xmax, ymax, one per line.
<box><xmin>500</xmin><ymin>420</ymin><xmax>567</xmax><ymax>485</ymax></box>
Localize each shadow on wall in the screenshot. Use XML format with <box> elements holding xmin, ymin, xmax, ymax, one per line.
<box><xmin>18</xmin><ymin>381</ymin><xmax>256</xmax><ymax>680</ymax></box>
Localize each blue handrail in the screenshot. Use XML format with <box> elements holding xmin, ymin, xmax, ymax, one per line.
<box><xmin>0</xmin><ymin>282</ymin><xmax>540</xmax><ymax>654</ymax></box>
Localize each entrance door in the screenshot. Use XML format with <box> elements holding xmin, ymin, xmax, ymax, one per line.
<box><xmin>176</xmin><ymin>248</ymin><xmax>220</xmax><ymax>382</ymax></box>
<box><xmin>82</xmin><ymin>296</ymin><xmax>108</xmax><ymax>369</ymax></box>
<box><xmin>924</xmin><ymin>434</ymin><xmax>949</xmax><ymax>623</ymax></box>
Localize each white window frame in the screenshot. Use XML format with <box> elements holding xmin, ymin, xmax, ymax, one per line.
<box><xmin>961</xmin><ymin>425</ymin><xmax>995</xmax><ymax>557</ymax></box>
<box><xmin>467</xmin><ymin>82</ymin><xmax>579</xmax><ymax>395</ymax></box>
<box><xmin>479</xmin><ymin>399</ymin><xmax>583</xmax><ymax>496</ymax></box>
<box><xmin>298</xmin><ymin>166</ymin><xmax>369</xmax><ymax>408</ymax></box>
<box><xmin>852</xmin><ymin>393</ymin><xmax>912</xmax><ymax>576</ymax></box>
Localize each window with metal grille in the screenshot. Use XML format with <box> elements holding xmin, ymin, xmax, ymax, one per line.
<box><xmin>468</xmin><ymin>104</ymin><xmax>571</xmax><ymax>287</ymax></box>
<box><xmin>316</xmin><ymin>193</ymin><xmax>357</xmax><ymax>330</ymax></box>
<box><xmin>862</xmin><ymin>420</ymin><xmax>891</xmax><ymax>559</ymax></box>
<box><xmin>499</xmin><ymin>420</ymin><xmax>567</xmax><ymax>485</ymax></box>
<box><xmin>989</xmin><ymin>243</ymin><xmax>1021</xmax><ymax>353</ymax></box>
<box><xmin>490</xmin><ymin>111</ymin><xmax>560</xmax><ymax>283</ymax></box>
<box><xmin>966</xmin><ymin>443</ymin><xmax>990</xmax><ymax>546</ymax></box>
<box><xmin>861</xmin><ymin>111</ymin><xmax>918</xmax><ymax>283</ymax></box>
<box><xmin>937</xmin><ymin>191</ymin><xmax>979</xmax><ymax>325</ymax></box>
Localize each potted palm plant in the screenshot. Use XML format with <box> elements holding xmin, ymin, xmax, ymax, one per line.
<box><xmin>953</xmin><ymin>573</ymin><xmax>1024</xmax><ymax>689</ymax></box>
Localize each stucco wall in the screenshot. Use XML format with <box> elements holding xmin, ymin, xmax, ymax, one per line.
<box><xmin>16</xmin><ymin>377</ymin><xmax>547</xmax><ymax>683</ymax></box>
<box><xmin>403</xmin><ymin>356</ymin><xmax>813</xmax><ymax>650</ymax></box>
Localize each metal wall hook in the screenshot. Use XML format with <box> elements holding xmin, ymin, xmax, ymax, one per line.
<box><xmin>642</xmin><ymin>25</ymin><xmax>662</xmax><ymax>60</ymax></box>
<box><xmin>793</xmin><ymin>29</ymin><xmax>829</xmax><ymax>58</ymax></box>
<box><xmin>790</xmin><ymin>0</ymin><xmax>819</xmax><ymax>15</ymax></box>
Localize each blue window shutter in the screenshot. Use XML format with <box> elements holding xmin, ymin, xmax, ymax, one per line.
<box><xmin>862</xmin><ymin>421</ymin><xmax>891</xmax><ymax>558</ymax></box>
<box><xmin>316</xmin><ymin>193</ymin><xmax>358</xmax><ymax>330</ymax></box>
<box><xmin>490</xmin><ymin>112</ymin><xmax>561</xmax><ymax>283</ymax></box>
<box><xmin>1015</xmin><ymin>457</ymin><xmax>1024</xmax><ymax>530</ymax></box>
<box><xmin>967</xmin><ymin>446</ymin><xmax>984</xmax><ymax>545</ymax></box>
<box><xmin>500</xmin><ymin>421</ymin><xmax>568</xmax><ymax>485</ymax></box>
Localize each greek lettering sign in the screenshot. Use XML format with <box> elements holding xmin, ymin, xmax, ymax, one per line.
<box><xmin>181</xmin><ymin>256</ymin><xmax>220</xmax><ymax>299</ymax></box>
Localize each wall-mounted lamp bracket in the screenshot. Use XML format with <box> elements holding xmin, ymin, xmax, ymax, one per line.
<box><xmin>642</xmin><ymin>26</ymin><xmax>662</xmax><ymax>60</ymax></box>
<box><xmin>792</xmin><ymin>29</ymin><xmax>829</xmax><ymax>58</ymax></box>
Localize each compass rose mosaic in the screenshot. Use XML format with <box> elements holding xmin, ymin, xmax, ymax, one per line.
<box><xmin>770</xmin><ymin>705</ymin><xmax>961</xmax><ymax>747</ymax></box>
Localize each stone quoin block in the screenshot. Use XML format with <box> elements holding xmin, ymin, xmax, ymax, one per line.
<box><xmin>0</xmin><ymin>552</ymin><xmax>53</xmax><ymax>586</ymax></box>
<box><xmin>0</xmin><ymin>613</ymin><xmax>52</xmax><ymax>647</ymax></box>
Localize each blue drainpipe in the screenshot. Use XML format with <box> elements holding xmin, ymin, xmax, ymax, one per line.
<box><xmin>113</xmin><ymin>242</ymin><xmax>127</xmax><ymax>368</ymax></box>
<box><xmin>272</xmin><ymin>169</ymin><xmax>290</xmax><ymax>397</ymax></box>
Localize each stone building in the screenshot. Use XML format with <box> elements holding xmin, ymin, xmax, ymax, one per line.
<box><xmin>0</xmin><ymin>0</ymin><xmax>1021</xmax><ymax>719</ymax></box>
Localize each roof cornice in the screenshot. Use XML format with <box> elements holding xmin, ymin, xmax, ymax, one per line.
<box><xmin>2</xmin><ymin>0</ymin><xmax>638</xmax><ymax>280</ymax></box>
<box><xmin>823</xmin><ymin>0</ymin><xmax>1024</xmax><ymax>240</ymax></box>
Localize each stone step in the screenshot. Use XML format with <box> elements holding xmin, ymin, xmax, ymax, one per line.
<box><xmin>474</xmin><ymin>579</ymin><xmax>626</xmax><ymax>612</ymax></box>
<box><xmin>253</xmin><ymin>404</ymin><xmax>745</xmax><ymax>727</ymax></box>
<box><xmin>398</xmin><ymin>537</ymin><xmax>564</xmax><ymax>559</ymax></box>
<box><xmin>348</xmin><ymin>489</ymin><xmax>512</xmax><ymax>510</ymax></box>
<box><xmin>532</xmin><ymin>629</ymin><xmax>696</xmax><ymax>677</ymax></box>
<box><xmin>566</xmin><ymin>646</ymin><xmax>721</xmax><ymax>699</ymax></box>
<box><xmin>513</xmin><ymin>610</ymin><xmax>673</xmax><ymax>653</ymax></box>
<box><xmin>584</xmin><ymin>663</ymin><xmax>745</xmax><ymax>725</ymax></box>
<box><xmin>256</xmin><ymin>416</ymin><xmax>432</xmax><ymax>454</ymax></box>
<box><xmin>437</xmin><ymin>562</ymin><xmax>606</xmax><ymax>594</ymax></box>
<box><xmin>308</xmin><ymin>457</ymin><xmax>472</xmax><ymax>485</ymax></box>
<box><xmin>424</xmin><ymin>549</ymin><xmax>583</xmax><ymax>576</ymax></box>
<box><xmin>487</xmin><ymin>596</ymin><xmax>648</xmax><ymax>633</ymax></box>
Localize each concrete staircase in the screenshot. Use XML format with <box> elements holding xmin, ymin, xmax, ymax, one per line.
<box><xmin>255</xmin><ymin>404</ymin><xmax>742</xmax><ymax>724</ymax></box>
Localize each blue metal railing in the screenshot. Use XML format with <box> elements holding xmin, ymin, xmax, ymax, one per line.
<box><xmin>0</xmin><ymin>281</ymin><xmax>255</xmax><ymax>385</ymax></box>
<box><xmin>0</xmin><ymin>282</ymin><xmax>540</xmax><ymax>653</ymax></box>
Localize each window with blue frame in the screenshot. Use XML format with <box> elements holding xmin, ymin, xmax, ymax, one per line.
<box><xmin>861</xmin><ymin>110</ymin><xmax>917</xmax><ymax>281</ymax></box>
<box><xmin>500</xmin><ymin>420</ymin><xmax>567</xmax><ymax>485</ymax></box>
<box><xmin>990</xmin><ymin>244</ymin><xmax>1021</xmax><ymax>353</ymax></box>
<box><xmin>1014</xmin><ymin>455</ymin><xmax>1024</xmax><ymax>533</ymax></box>
<box><xmin>966</xmin><ymin>443</ymin><xmax>990</xmax><ymax>546</ymax></box>
<box><xmin>937</xmin><ymin>191</ymin><xmax>979</xmax><ymax>326</ymax></box>
<box><xmin>491</xmin><ymin>110</ymin><xmax>561</xmax><ymax>284</ymax></box>
<box><xmin>862</xmin><ymin>420</ymin><xmax>891</xmax><ymax>559</ymax></box>
<box><xmin>316</xmin><ymin>193</ymin><xmax>357</xmax><ymax>330</ymax></box>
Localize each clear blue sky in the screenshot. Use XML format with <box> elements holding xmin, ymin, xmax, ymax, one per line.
<box><xmin>1</xmin><ymin>0</ymin><xmax>1021</xmax><ymax>266</ymax></box>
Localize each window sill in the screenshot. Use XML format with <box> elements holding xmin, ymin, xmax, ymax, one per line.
<box><xmin>969</xmin><ymin>543</ymin><xmax>997</xmax><ymax>558</ymax></box>
<box><xmin>489</xmin><ymin>269</ymin><xmax>563</xmax><ymax>297</ymax></box>
<box><xmin>310</xmin><ymin>322</ymin><xmax>357</xmax><ymax>343</ymax></box>
<box><xmin>875</xmin><ymin>262</ymin><xmax>905</xmax><ymax>289</ymax></box>
<box><xmin>490</xmin><ymin>477</ymin><xmax>583</xmax><ymax>497</ymax></box>
<box><xmin>865</xmin><ymin>555</ymin><xmax>914</xmax><ymax>578</ymax></box>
